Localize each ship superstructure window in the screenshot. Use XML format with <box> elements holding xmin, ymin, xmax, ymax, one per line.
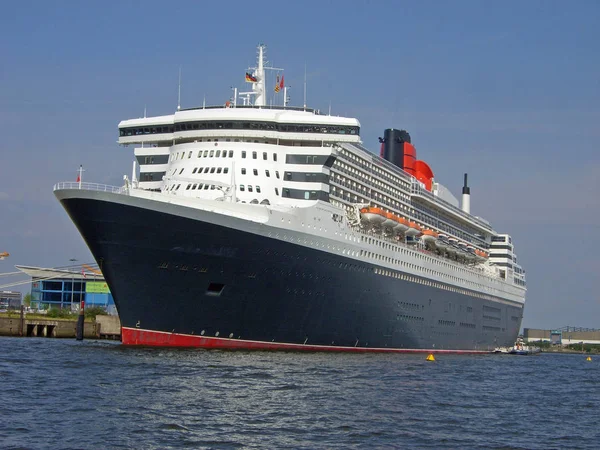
<box><xmin>217</xmin><ymin>168</ymin><xmax>222</xmax><ymax>174</ymax></box>
<box><xmin>263</xmin><ymin>152</ymin><xmax>267</xmax><ymax>160</ymax></box>
<box><xmin>242</xmin><ymin>151</ymin><xmax>246</xmax><ymax>158</ymax></box>
<box><xmin>248</xmin><ymin>186</ymin><xmax>253</xmax><ymax>192</ymax></box>
<box><xmin>203</xmin><ymin>150</ymin><xmax>208</xmax><ymax>157</ymax></box>
<box><xmin>253</xmin><ymin>169</ymin><xmax>258</xmax><ymax>176</ymax></box>
<box><xmin>192</xmin><ymin>168</ymin><xmax>198</xmax><ymax>174</ymax></box>
<box><xmin>188</xmin><ymin>151</ymin><xmax>192</xmax><ymax>158</ymax></box>
<box><xmin>224</xmin><ymin>168</ymin><xmax>229</xmax><ymax>174</ymax></box>
<box><xmin>210</xmin><ymin>168</ymin><xmax>216</xmax><ymax>173</ymax></box>
<box><xmin>265</xmin><ymin>170</ymin><xmax>270</xmax><ymax>177</ymax></box>
<box><xmin>492</xmin><ymin>236</ymin><xmax>506</xmax><ymax>242</ymax></box>
<box><xmin>286</xmin><ymin>154</ymin><xmax>335</xmax><ymax>166</ymax></box>
<box><xmin>275</xmin><ymin>187</ymin><xmax>279</xmax><ymax>195</ymax></box>
<box><xmin>204</xmin><ymin>167</ymin><xmax>209</xmax><ymax>173</ymax></box>
<box><xmin>256</xmin><ymin>186</ymin><xmax>261</xmax><ymax>193</ymax></box>
<box><xmin>229</xmin><ymin>150</ymin><xmax>234</xmax><ymax>157</ymax></box>
<box><xmin>273</xmin><ymin>153</ymin><xmax>277</xmax><ymax>161</ymax></box>
<box><xmin>275</xmin><ymin>171</ymin><xmax>280</xmax><ymax>179</ymax></box>
<box><xmin>240</xmin><ymin>185</ymin><xmax>245</xmax><ymax>191</ymax></box>
<box><xmin>216</xmin><ymin>150</ymin><xmax>221</xmax><ymax>157</ymax></box>
<box><xmin>241</xmin><ymin>168</ymin><xmax>246</xmax><ymax>175</ymax></box>
<box><xmin>120</xmin><ymin>121</ymin><xmax>359</xmax><ymax>137</ymax></box>
<box><xmin>252</xmin><ymin>151</ymin><xmax>257</xmax><ymax>159</ymax></box>
<box><xmin>179</xmin><ymin>168</ymin><xmax>184</xmax><ymax>174</ymax></box>
<box><xmin>209</xmin><ymin>150</ymin><xmax>214</xmax><ymax>157</ymax></box>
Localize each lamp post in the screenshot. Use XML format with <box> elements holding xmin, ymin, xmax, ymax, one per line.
<box><xmin>69</xmin><ymin>258</ymin><xmax>77</xmax><ymax>310</ymax></box>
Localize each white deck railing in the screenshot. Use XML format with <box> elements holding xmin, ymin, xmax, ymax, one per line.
<box><xmin>53</xmin><ymin>182</ymin><xmax>129</xmax><ymax>194</ymax></box>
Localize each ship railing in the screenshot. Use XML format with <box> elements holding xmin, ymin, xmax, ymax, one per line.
<box><xmin>410</xmin><ymin>181</ymin><xmax>492</xmax><ymax>230</ymax></box>
<box><xmin>53</xmin><ymin>182</ymin><xmax>129</xmax><ymax>195</ymax></box>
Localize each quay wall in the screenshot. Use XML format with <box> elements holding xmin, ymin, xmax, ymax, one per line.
<box><xmin>0</xmin><ymin>315</ymin><xmax>121</xmax><ymax>340</ymax></box>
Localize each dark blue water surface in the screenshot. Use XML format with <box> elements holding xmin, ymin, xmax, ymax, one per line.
<box><xmin>1</xmin><ymin>337</ymin><xmax>598</xmax><ymax>449</ymax></box>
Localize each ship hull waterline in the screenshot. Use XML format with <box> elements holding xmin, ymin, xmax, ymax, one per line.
<box><xmin>56</xmin><ymin>189</ymin><xmax>523</xmax><ymax>353</ymax></box>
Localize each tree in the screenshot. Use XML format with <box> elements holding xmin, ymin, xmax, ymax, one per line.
<box><xmin>23</xmin><ymin>293</ymin><xmax>31</xmax><ymax>307</ymax></box>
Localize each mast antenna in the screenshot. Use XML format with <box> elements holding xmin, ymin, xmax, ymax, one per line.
<box><xmin>177</xmin><ymin>66</ymin><xmax>182</xmax><ymax>111</ymax></box>
<box><xmin>303</xmin><ymin>63</ymin><xmax>307</xmax><ymax>110</ymax></box>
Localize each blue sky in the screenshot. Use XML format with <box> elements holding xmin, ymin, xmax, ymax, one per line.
<box><xmin>1</xmin><ymin>0</ymin><xmax>599</xmax><ymax>329</ymax></box>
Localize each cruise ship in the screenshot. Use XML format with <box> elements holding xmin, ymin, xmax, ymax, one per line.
<box><xmin>54</xmin><ymin>45</ymin><xmax>526</xmax><ymax>352</ymax></box>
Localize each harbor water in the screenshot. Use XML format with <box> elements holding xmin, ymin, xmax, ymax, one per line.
<box><xmin>1</xmin><ymin>337</ymin><xmax>598</xmax><ymax>449</ymax></box>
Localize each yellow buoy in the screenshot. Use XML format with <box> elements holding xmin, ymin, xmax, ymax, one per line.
<box><xmin>426</xmin><ymin>353</ymin><xmax>435</xmax><ymax>361</ymax></box>
<box><xmin>586</xmin><ymin>356</ymin><xmax>592</xmax><ymax>361</ymax></box>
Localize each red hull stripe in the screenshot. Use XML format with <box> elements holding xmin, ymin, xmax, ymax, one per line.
<box><xmin>122</xmin><ymin>327</ymin><xmax>490</xmax><ymax>354</ymax></box>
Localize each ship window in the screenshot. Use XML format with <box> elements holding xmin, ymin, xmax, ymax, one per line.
<box><xmin>186</xmin><ymin>184</ymin><xmax>191</xmax><ymax>190</ymax></box>
<box><xmin>273</xmin><ymin>153</ymin><xmax>277</xmax><ymax>161</ymax></box>
<box><xmin>216</xmin><ymin>150</ymin><xmax>221</xmax><ymax>157</ymax></box>
<box><xmin>252</xmin><ymin>151</ymin><xmax>257</xmax><ymax>159</ymax></box>
<box><xmin>256</xmin><ymin>186</ymin><xmax>261</xmax><ymax>193</ymax></box>
<box><xmin>210</xmin><ymin>167</ymin><xmax>216</xmax><ymax>173</ymax></box>
<box><xmin>204</xmin><ymin>185</ymin><xmax>209</xmax><ymax>190</ymax></box>
<box><xmin>206</xmin><ymin>282</ymin><xmax>225</xmax><ymax>296</ymax></box>
<box><xmin>188</xmin><ymin>151</ymin><xmax>192</xmax><ymax>159</ymax></box>
<box><xmin>242</xmin><ymin>151</ymin><xmax>246</xmax><ymax>159</ymax></box>
<box><xmin>248</xmin><ymin>185</ymin><xmax>253</xmax><ymax>192</ymax></box>
<box><xmin>224</xmin><ymin>168</ymin><xmax>229</xmax><ymax>174</ymax></box>
<box><xmin>228</xmin><ymin>150</ymin><xmax>233</xmax><ymax>157</ymax></box>
<box><xmin>240</xmin><ymin>184</ymin><xmax>245</xmax><ymax>191</ymax></box>
<box><xmin>275</xmin><ymin>171</ymin><xmax>280</xmax><ymax>179</ymax></box>
<box><xmin>179</xmin><ymin>168</ymin><xmax>184</xmax><ymax>174</ymax></box>
<box><xmin>209</xmin><ymin>150</ymin><xmax>214</xmax><ymax>157</ymax></box>
<box><xmin>203</xmin><ymin>150</ymin><xmax>208</xmax><ymax>157</ymax></box>
<box><xmin>192</xmin><ymin>183</ymin><xmax>198</xmax><ymax>190</ymax></box>
<box><xmin>222</xmin><ymin>151</ymin><xmax>227</xmax><ymax>158</ymax></box>
<box><xmin>253</xmin><ymin>169</ymin><xmax>258</xmax><ymax>176</ymax></box>
<box><xmin>204</xmin><ymin>167</ymin><xmax>209</xmax><ymax>173</ymax></box>
<box><xmin>241</xmin><ymin>168</ymin><xmax>246</xmax><ymax>175</ymax></box>
<box><xmin>263</xmin><ymin>152</ymin><xmax>267</xmax><ymax>160</ymax></box>
<box><xmin>217</xmin><ymin>168</ymin><xmax>222</xmax><ymax>174</ymax></box>
<box><xmin>275</xmin><ymin>187</ymin><xmax>279</xmax><ymax>196</ymax></box>
<box><xmin>265</xmin><ymin>170</ymin><xmax>270</xmax><ymax>177</ymax></box>
<box><xmin>197</xmin><ymin>151</ymin><xmax>202</xmax><ymax>158</ymax></box>
<box><xmin>192</xmin><ymin>168</ymin><xmax>198</xmax><ymax>174</ymax></box>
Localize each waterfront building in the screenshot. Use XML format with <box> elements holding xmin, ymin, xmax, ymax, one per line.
<box><xmin>15</xmin><ymin>265</ymin><xmax>116</xmax><ymax>315</ymax></box>
<box><xmin>0</xmin><ymin>291</ymin><xmax>22</xmax><ymax>310</ymax></box>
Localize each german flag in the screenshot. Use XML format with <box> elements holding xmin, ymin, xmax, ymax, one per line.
<box><xmin>245</xmin><ymin>72</ymin><xmax>257</xmax><ymax>83</ymax></box>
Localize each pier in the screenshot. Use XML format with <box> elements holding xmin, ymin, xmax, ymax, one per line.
<box><xmin>0</xmin><ymin>309</ymin><xmax>121</xmax><ymax>340</ymax></box>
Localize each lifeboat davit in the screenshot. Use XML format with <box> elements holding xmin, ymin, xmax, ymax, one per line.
<box><xmin>360</xmin><ymin>207</ymin><xmax>386</xmax><ymax>225</ymax></box>
<box><xmin>421</xmin><ymin>229</ymin><xmax>439</xmax><ymax>248</ymax></box>
<box><xmin>382</xmin><ymin>212</ymin><xmax>397</xmax><ymax>228</ymax></box>
<box><xmin>405</xmin><ymin>221</ymin><xmax>422</xmax><ymax>237</ymax></box>
<box><xmin>394</xmin><ymin>216</ymin><xmax>410</xmax><ymax>234</ymax></box>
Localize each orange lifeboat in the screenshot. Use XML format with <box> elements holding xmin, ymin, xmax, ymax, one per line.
<box><xmin>394</xmin><ymin>216</ymin><xmax>410</xmax><ymax>234</ymax></box>
<box><xmin>360</xmin><ymin>207</ymin><xmax>386</xmax><ymax>225</ymax></box>
<box><xmin>383</xmin><ymin>212</ymin><xmax>397</xmax><ymax>228</ymax></box>
<box><xmin>405</xmin><ymin>221</ymin><xmax>422</xmax><ymax>237</ymax></box>
<box><xmin>421</xmin><ymin>229</ymin><xmax>438</xmax><ymax>247</ymax></box>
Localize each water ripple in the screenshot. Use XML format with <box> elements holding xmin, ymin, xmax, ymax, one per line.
<box><xmin>1</xmin><ymin>337</ymin><xmax>600</xmax><ymax>449</ymax></box>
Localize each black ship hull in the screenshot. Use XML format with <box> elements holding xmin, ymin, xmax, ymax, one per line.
<box><xmin>58</xmin><ymin>193</ymin><xmax>523</xmax><ymax>352</ymax></box>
